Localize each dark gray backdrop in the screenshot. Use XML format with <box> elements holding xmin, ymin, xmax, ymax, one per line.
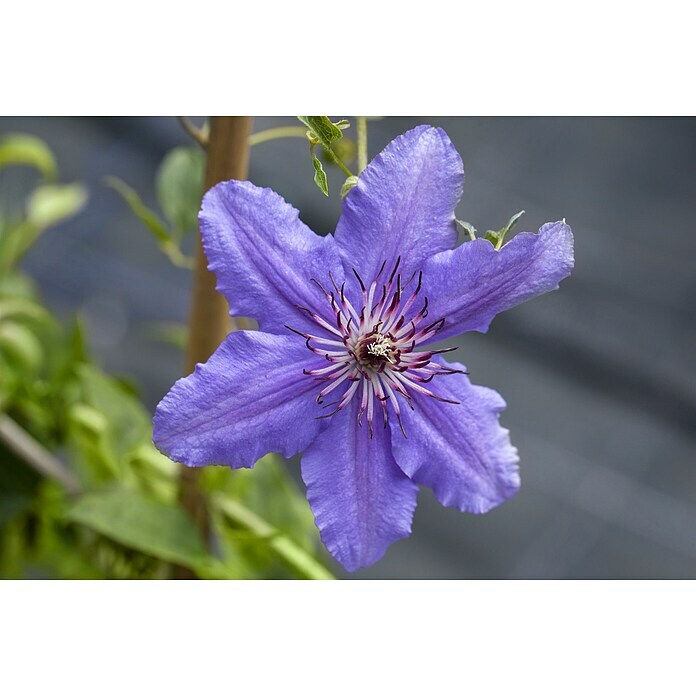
<box><xmin>3</xmin><ymin>116</ymin><xmax>694</xmax><ymax>579</ymax></box>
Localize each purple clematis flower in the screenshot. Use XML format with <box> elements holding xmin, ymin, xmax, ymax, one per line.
<box><xmin>153</xmin><ymin>125</ymin><xmax>574</xmax><ymax>572</ymax></box>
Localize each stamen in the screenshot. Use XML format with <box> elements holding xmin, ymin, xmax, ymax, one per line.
<box><xmin>296</xmin><ymin>260</ymin><xmax>459</xmax><ymax>431</ymax></box>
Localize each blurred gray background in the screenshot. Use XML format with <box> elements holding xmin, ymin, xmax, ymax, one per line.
<box><xmin>2</xmin><ymin>116</ymin><xmax>695</xmax><ymax>579</ymax></box>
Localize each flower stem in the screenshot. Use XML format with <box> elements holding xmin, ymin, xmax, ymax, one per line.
<box><xmin>0</xmin><ymin>415</ymin><xmax>82</xmax><ymax>495</ymax></box>
<box><xmin>323</xmin><ymin>146</ymin><xmax>354</xmax><ymax>178</ymax></box>
<box><xmin>356</xmin><ymin>116</ymin><xmax>368</xmax><ymax>173</ymax></box>
<box><xmin>177</xmin><ymin>116</ymin><xmax>209</xmax><ymax>149</ymax></box>
<box><xmin>249</xmin><ymin>126</ymin><xmax>308</xmax><ymax>147</ymax></box>
<box><xmin>176</xmin><ymin>116</ymin><xmax>253</xmax><ymax>579</ymax></box>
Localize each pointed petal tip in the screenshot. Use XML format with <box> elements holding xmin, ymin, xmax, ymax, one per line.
<box><xmin>422</xmin><ymin>216</ymin><xmax>576</xmax><ymax>340</ymax></box>
<box><xmin>335</xmin><ymin>123</ymin><xmax>464</xmax><ymax>288</ymax></box>
<box><xmin>537</xmin><ymin>218</ymin><xmax>575</xmax><ymax>274</ymax></box>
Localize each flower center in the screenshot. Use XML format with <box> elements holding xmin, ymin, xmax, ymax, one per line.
<box><xmin>359</xmin><ymin>332</ymin><xmax>395</xmax><ymax>367</ymax></box>
<box><xmin>286</xmin><ymin>257</ymin><xmax>463</xmax><ymax>437</ymax></box>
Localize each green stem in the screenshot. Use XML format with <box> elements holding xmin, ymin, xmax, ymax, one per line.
<box><xmin>215</xmin><ymin>495</ymin><xmax>335</xmax><ymax>580</ymax></box>
<box><xmin>356</xmin><ymin>116</ymin><xmax>368</xmax><ymax>173</ymax></box>
<box><xmin>0</xmin><ymin>415</ymin><xmax>82</xmax><ymax>495</ymax></box>
<box><xmin>323</xmin><ymin>146</ymin><xmax>354</xmax><ymax>178</ymax></box>
<box><xmin>249</xmin><ymin>126</ymin><xmax>308</xmax><ymax>147</ymax></box>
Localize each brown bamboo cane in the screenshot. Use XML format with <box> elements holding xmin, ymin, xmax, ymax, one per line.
<box><xmin>174</xmin><ymin>116</ymin><xmax>253</xmax><ymax>579</ymax></box>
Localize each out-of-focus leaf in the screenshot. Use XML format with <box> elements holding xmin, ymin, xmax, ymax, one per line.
<box><xmin>0</xmin><ymin>321</ymin><xmax>43</xmax><ymax>373</ymax></box>
<box><xmin>204</xmin><ymin>454</ymin><xmax>325</xmax><ymax>571</ymax></box>
<box><xmin>43</xmin><ymin>317</ymin><xmax>89</xmax><ymax>416</ymax></box>
<box><xmin>76</xmin><ymin>364</ymin><xmax>151</xmax><ymax>462</ymax></box>
<box><xmin>215</xmin><ymin>494</ymin><xmax>334</xmax><ymax>580</ymax></box>
<box><xmin>0</xmin><ymin>443</ymin><xmax>42</xmax><ymax>529</ymax></box>
<box><xmin>0</xmin><ymin>271</ymin><xmax>38</xmax><ymax>301</ymax></box>
<box><xmin>66</xmin><ymin>488</ymin><xmax>207</xmax><ymax>569</ymax></box>
<box><xmin>127</xmin><ymin>444</ymin><xmax>177</xmax><ymax>479</ymax></box>
<box><xmin>57</xmin><ymin>315</ymin><xmax>88</xmax><ymax>369</ymax></box>
<box><xmin>67</xmin><ymin>402</ymin><xmax>118</xmax><ymax>482</ymax></box>
<box><xmin>0</xmin><ymin>353</ymin><xmax>14</xmax><ymax>408</ymax></box>
<box><xmin>106</xmin><ymin>176</ymin><xmax>194</xmax><ymax>269</ymax></box>
<box><xmin>0</xmin><ymin>134</ymin><xmax>57</xmax><ymax>180</ymax></box>
<box><xmin>0</xmin><ymin>297</ymin><xmax>52</xmax><ymax>326</ymax></box>
<box><xmin>209</xmin><ymin>469</ymin><xmax>327</xmax><ymax>579</ymax></box>
<box><xmin>312</xmin><ymin>154</ymin><xmax>329</xmax><ymax>196</ymax></box>
<box><xmin>0</xmin><ymin>481</ymin><xmax>108</xmax><ymax>580</ymax></box>
<box><xmin>0</xmin><ymin>222</ymin><xmax>30</xmax><ymax>276</ymax></box>
<box><xmin>155</xmin><ymin>146</ymin><xmax>204</xmax><ymax>237</ymax></box>
<box><xmin>0</xmin><ymin>184</ymin><xmax>87</xmax><ymax>273</ymax></box>
<box><xmin>125</xmin><ymin>444</ymin><xmax>178</xmax><ymax>503</ymax></box>
<box><xmin>70</xmin><ymin>402</ymin><xmax>109</xmax><ymax>439</ymax></box>
<box><xmin>27</xmin><ymin>183</ymin><xmax>88</xmax><ymax>230</ymax></box>
<box><xmin>105</xmin><ymin>176</ymin><xmax>169</xmax><ymax>242</ymax></box>
<box><xmin>146</xmin><ymin>321</ymin><xmax>188</xmax><ymax>350</ymax></box>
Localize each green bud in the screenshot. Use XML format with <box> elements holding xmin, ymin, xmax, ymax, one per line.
<box><xmin>340</xmin><ymin>176</ymin><xmax>359</xmax><ymax>200</ymax></box>
<box><xmin>456</xmin><ymin>219</ymin><xmax>477</xmax><ymax>241</ymax></box>
<box><xmin>484</xmin><ymin>210</ymin><xmax>525</xmax><ymax>250</ymax></box>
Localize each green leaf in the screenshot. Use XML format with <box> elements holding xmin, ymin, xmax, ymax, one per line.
<box><xmin>298</xmin><ymin>117</ymin><xmax>345</xmax><ymax>148</ymax></box>
<box><xmin>26</xmin><ymin>183</ymin><xmax>88</xmax><ymax>230</ymax></box>
<box><xmin>105</xmin><ymin>176</ymin><xmax>169</xmax><ymax>242</ymax></box>
<box><xmin>0</xmin><ymin>133</ymin><xmax>57</xmax><ymax>180</ymax></box>
<box><xmin>0</xmin><ymin>271</ymin><xmax>39</xmax><ymax>301</ymax></box>
<box><xmin>70</xmin><ymin>402</ymin><xmax>109</xmax><ymax>438</ymax></box>
<box><xmin>203</xmin><ymin>454</ymin><xmax>332</xmax><ymax>578</ymax></box>
<box><xmin>105</xmin><ymin>176</ymin><xmax>194</xmax><ymax>269</ymax></box>
<box><xmin>44</xmin><ymin>316</ymin><xmax>89</xmax><ymax>402</ymax></box>
<box><xmin>66</xmin><ymin>488</ymin><xmax>208</xmax><ymax>569</ymax></box>
<box><xmin>0</xmin><ymin>297</ymin><xmax>52</xmax><ymax>325</ymax></box>
<box><xmin>65</xmin><ymin>364</ymin><xmax>155</xmax><ymax>485</ymax></box>
<box><xmin>0</xmin><ymin>321</ymin><xmax>43</xmax><ymax>373</ymax></box>
<box><xmin>484</xmin><ymin>210</ymin><xmax>525</xmax><ymax>250</ymax></box>
<box><xmin>215</xmin><ymin>495</ymin><xmax>334</xmax><ymax>580</ymax></box>
<box><xmin>67</xmin><ymin>403</ymin><xmax>120</xmax><ymax>482</ymax></box>
<box><xmin>0</xmin><ymin>442</ymin><xmax>42</xmax><ymax>530</ymax></box>
<box><xmin>76</xmin><ymin>364</ymin><xmax>151</xmax><ymax>462</ymax></box>
<box><xmin>146</xmin><ymin>321</ymin><xmax>189</xmax><ymax>350</ymax></box>
<box><xmin>0</xmin><ymin>184</ymin><xmax>88</xmax><ymax>273</ymax></box>
<box><xmin>312</xmin><ymin>154</ymin><xmax>329</xmax><ymax>196</ymax></box>
<box><xmin>155</xmin><ymin>146</ymin><xmax>204</xmax><ymax>237</ymax></box>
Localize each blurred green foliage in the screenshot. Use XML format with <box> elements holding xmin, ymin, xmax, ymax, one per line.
<box><xmin>104</xmin><ymin>145</ymin><xmax>205</xmax><ymax>269</ymax></box>
<box><xmin>0</xmin><ymin>133</ymin><xmax>334</xmax><ymax>579</ymax></box>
